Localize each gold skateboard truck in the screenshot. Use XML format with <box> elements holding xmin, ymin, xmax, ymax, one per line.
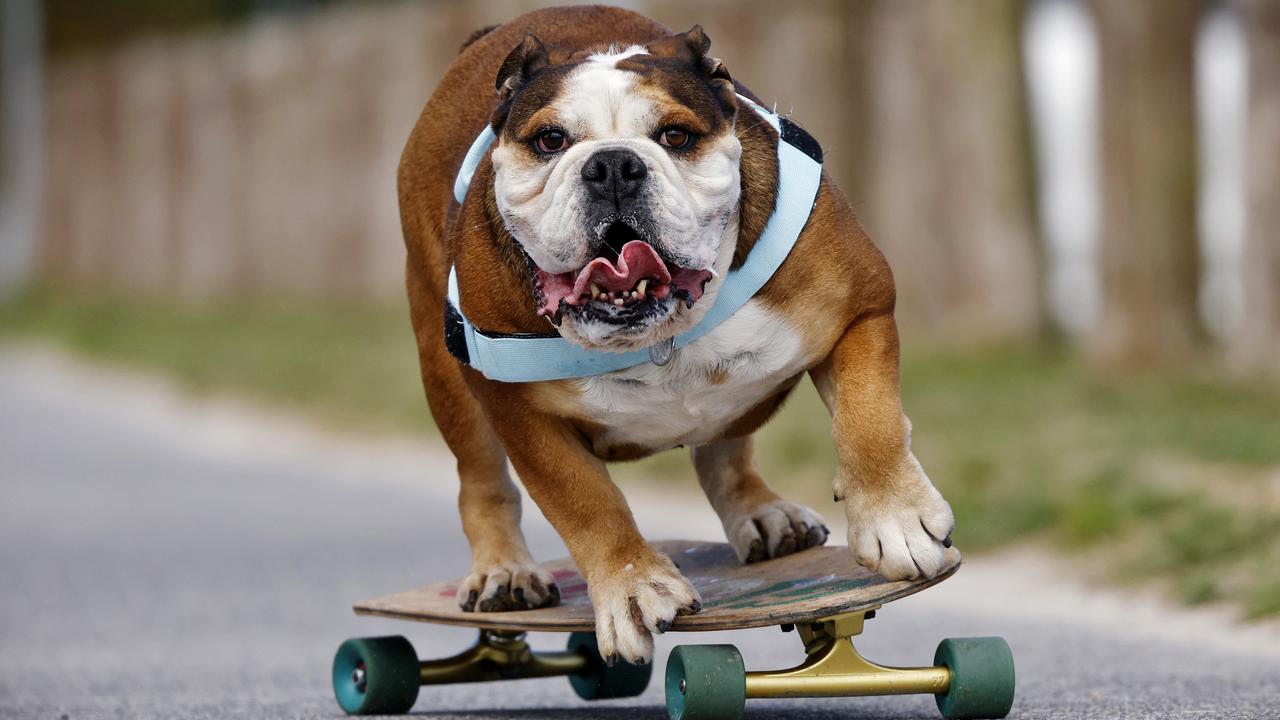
<box><xmin>668</xmin><ymin>607</ymin><xmax>1014</xmax><ymax>718</ymax></box>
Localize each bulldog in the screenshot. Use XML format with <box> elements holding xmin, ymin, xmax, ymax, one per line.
<box><xmin>398</xmin><ymin>5</ymin><xmax>955</xmax><ymax>665</ymax></box>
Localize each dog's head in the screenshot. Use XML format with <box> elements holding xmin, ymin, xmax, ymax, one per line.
<box><xmin>488</xmin><ymin>27</ymin><xmax>741</xmax><ymax>351</ymax></box>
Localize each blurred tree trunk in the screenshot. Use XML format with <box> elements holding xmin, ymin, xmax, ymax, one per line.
<box><xmin>0</xmin><ymin>0</ymin><xmax>44</xmax><ymax>297</ymax></box>
<box><xmin>833</xmin><ymin>1</ymin><xmax>876</xmax><ymax>218</ymax></box>
<box><xmin>857</xmin><ymin>0</ymin><xmax>1042</xmax><ymax>347</ymax></box>
<box><xmin>1088</xmin><ymin>0</ymin><xmax>1203</xmax><ymax>369</ymax></box>
<box><xmin>1233</xmin><ymin>0</ymin><xmax>1280</xmax><ymax>374</ymax></box>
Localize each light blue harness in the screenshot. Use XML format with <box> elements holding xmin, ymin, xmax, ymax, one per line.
<box><xmin>445</xmin><ymin>97</ymin><xmax>823</xmax><ymax>383</ymax></box>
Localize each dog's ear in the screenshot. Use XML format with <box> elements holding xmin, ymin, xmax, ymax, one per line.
<box><xmin>648</xmin><ymin>25</ymin><xmax>733</xmax><ymax>86</ymax></box>
<box><xmin>648</xmin><ymin>26</ymin><xmax>734</xmax><ymax>111</ymax></box>
<box><xmin>496</xmin><ymin>34</ymin><xmax>549</xmax><ymax>102</ymax></box>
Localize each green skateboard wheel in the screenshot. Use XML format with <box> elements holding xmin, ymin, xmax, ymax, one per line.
<box><xmin>332</xmin><ymin>636</ymin><xmax>420</xmax><ymax>715</ymax></box>
<box><xmin>566</xmin><ymin>631</ymin><xmax>652</xmax><ymax>699</ymax></box>
<box><xmin>665</xmin><ymin>644</ymin><xmax>746</xmax><ymax>720</ymax></box>
<box><xmin>933</xmin><ymin>637</ymin><xmax>1015</xmax><ymax>719</ymax></box>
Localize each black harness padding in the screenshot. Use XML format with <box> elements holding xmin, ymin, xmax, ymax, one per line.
<box><xmin>443</xmin><ymin>302</ymin><xmax>471</xmax><ymax>366</ymax></box>
<box><xmin>779</xmin><ymin>117</ymin><xmax>823</xmax><ymax>164</ymax></box>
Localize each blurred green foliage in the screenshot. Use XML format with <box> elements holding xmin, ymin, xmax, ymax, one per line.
<box><xmin>3</xmin><ymin>288</ymin><xmax>1278</xmax><ymax>617</ymax></box>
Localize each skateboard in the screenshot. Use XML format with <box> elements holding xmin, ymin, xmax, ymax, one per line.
<box><xmin>332</xmin><ymin>540</ymin><xmax>1015</xmax><ymax>719</ymax></box>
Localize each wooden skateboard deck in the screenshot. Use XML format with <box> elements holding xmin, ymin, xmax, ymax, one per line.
<box><xmin>354</xmin><ymin>540</ymin><xmax>962</xmax><ymax>632</ymax></box>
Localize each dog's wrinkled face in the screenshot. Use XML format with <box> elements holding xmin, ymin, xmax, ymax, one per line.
<box><xmin>489</xmin><ymin>28</ymin><xmax>741</xmax><ymax>350</ymax></box>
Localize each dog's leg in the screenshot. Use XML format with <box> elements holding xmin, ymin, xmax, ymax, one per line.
<box><xmin>692</xmin><ymin>436</ymin><xmax>829</xmax><ymax>563</ymax></box>
<box><xmin>810</xmin><ymin>312</ymin><xmax>955</xmax><ymax>580</ymax></box>
<box><xmin>407</xmin><ymin>267</ymin><xmax>557</xmax><ymax>612</ymax></box>
<box><xmin>488</xmin><ymin>407</ymin><xmax>701</xmax><ymax>665</ymax></box>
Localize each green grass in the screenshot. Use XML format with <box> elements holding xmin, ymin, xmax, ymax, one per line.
<box><xmin>4</xmin><ymin>287</ymin><xmax>1279</xmax><ymax>617</ymax></box>
<box><xmin>0</xmin><ymin>287</ymin><xmax>432</xmax><ymax>434</ymax></box>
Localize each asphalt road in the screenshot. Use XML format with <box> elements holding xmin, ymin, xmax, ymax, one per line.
<box><xmin>1</xmin><ymin>346</ymin><xmax>1278</xmax><ymax>719</ymax></box>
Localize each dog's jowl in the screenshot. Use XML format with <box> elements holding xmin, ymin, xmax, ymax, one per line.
<box><xmin>398</xmin><ymin>5</ymin><xmax>954</xmax><ymax>665</ymax></box>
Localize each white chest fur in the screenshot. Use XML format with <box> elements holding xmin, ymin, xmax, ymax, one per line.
<box><xmin>574</xmin><ymin>300</ymin><xmax>810</xmax><ymax>451</ymax></box>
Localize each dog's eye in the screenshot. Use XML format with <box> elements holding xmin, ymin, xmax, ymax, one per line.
<box><xmin>533</xmin><ymin>129</ymin><xmax>569</xmax><ymax>154</ymax></box>
<box><xmin>658</xmin><ymin>127</ymin><xmax>693</xmax><ymax>149</ymax></box>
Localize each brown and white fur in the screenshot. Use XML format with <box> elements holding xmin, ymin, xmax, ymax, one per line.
<box><xmin>399</xmin><ymin>6</ymin><xmax>954</xmax><ymax>665</ymax></box>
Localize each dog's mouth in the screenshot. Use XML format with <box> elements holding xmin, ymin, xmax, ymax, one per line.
<box><xmin>533</xmin><ymin>221</ymin><xmax>713</xmax><ymax>326</ymax></box>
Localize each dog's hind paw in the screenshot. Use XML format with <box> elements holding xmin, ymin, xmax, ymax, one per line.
<box><xmin>723</xmin><ymin>499</ymin><xmax>829</xmax><ymax>563</ymax></box>
<box><xmin>588</xmin><ymin>548</ymin><xmax>702</xmax><ymax>665</ymax></box>
<box><xmin>456</xmin><ymin>561</ymin><xmax>560</xmax><ymax>612</ymax></box>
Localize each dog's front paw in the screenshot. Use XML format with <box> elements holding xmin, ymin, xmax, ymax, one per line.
<box><xmin>841</xmin><ymin>455</ymin><xmax>955</xmax><ymax>581</ymax></box>
<box><xmin>456</xmin><ymin>560</ymin><xmax>560</xmax><ymax>612</ymax></box>
<box><xmin>723</xmin><ymin>499</ymin><xmax>829</xmax><ymax>563</ymax></box>
<box><xmin>588</xmin><ymin>548</ymin><xmax>702</xmax><ymax>665</ymax></box>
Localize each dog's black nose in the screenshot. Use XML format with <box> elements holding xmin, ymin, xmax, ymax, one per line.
<box><xmin>581</xmin><ymin>148</ymin><xmax>648</xmax><ymax>203</ymax></box>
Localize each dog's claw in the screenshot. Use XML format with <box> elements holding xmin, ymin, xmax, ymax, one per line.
<box><xmin>776</xmin><ymin>529</ymin><xmax>798</xmax><ymax>556</ymax></box>
<box><xmin>462</xmin><ymin>590</ymin><xmax>478</xmax><ymax>612</ymax></box>
<box><xmin>801</xmin><ymin>522</ymin><xmax>828</xmax><ymax>549</ymax></box>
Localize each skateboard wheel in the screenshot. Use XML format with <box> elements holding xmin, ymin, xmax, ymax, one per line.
<box><xmin>933</xmin><ymin>637</ymin><xmax>1015</xmax><ymax>719</ymax></box>
<box><xmin>566</xmin><ymin>631</ymin><xmax>652</xmax><ymax>699</ymax></box>
<box><xmin>332</xmin><ymin>636</ymin><xmax>420</xmax><ymax>715</ymax></box>
<box><xmin>665</xmin><ymin>645</ymin><xmax>746</xmax><ymax>720</ymax></box>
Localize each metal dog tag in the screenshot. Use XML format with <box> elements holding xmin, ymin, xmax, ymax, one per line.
<box><xmin>649</xmin><ymin>336</ymin><xmax>676</xmax><ymax>366</ymax></box>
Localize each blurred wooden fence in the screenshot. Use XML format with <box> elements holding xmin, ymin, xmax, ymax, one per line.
<box><xmin>38</xmin><ymin>0</ymin><xmax>1040</xmax><ymax>346</ymax></box>
<box><xmin>34</xmin><ymin>0</ymin><xmax>1280</xmax><ymax>365</ymax></box>
<box><xmin>42</xmin><ymin>2</ymin><xmax>461</xmax><ymax>301</ymax></box>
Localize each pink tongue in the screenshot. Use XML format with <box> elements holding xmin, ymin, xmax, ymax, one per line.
<box><xmin>536</xmin><ymin>241</ymin><xmax>713</xmax><ymax>316</ymax></box>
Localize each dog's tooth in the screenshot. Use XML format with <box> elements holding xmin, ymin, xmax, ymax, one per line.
<box><xmin>613</xmin><ymin>297</ymin><xmax>624</xmax><ymax>306</ymax></box>
<box><xmin>637</xmin><ymin>279</ymin><xmax>648</xmax><ymax>295</ymax></box>
<box><xmin>591</xmin><ymin>283</ymin><xmax>601</xmax><ymax>297</ymax></box>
